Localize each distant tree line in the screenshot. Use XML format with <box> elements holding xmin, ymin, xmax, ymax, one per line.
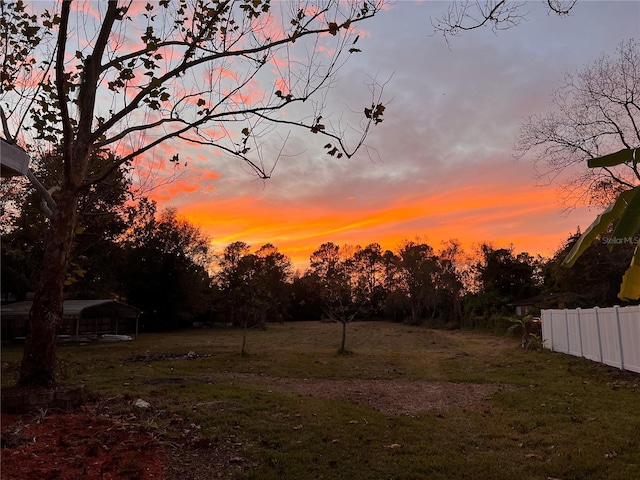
<box><xmin>2</xmin><ymin>149</ymin><xmax>636</xmax><ymax>338</ymax></box>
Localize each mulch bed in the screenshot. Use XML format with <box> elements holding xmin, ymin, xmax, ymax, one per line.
<box><xmin>1</xmin><ymin>408</ymin><xmax>165</xmax><ymax>480</ymax></box>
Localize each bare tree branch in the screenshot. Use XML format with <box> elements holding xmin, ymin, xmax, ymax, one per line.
<box><xmin>432</xmin><ymin>0</ymin><xmax>578</xmax><ymax>40</ymax></box>
<box><xmin>55</xmin><ymin>1</ymin><xmax>72</xmax><ymax>177</ymax></box>
<box><xmin>25</xmin><ymin>168</ymin><xmax>58</xmax><ymax>218</ymax></box>
<box><xmin>515</xmin><ymin>39</ymin><xmax>640</xmax><ymax>209</ymax></box>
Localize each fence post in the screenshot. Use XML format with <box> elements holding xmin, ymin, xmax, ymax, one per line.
<box><xmin>548</xmin><ymin>310</ymin><xmax>554</xmax><ymax>352</ymax></box>
<box><xmin>595</xmin><ymin>306</ymin><xmax>603</xmax><ymax>363</ymax></box>
<box><xmin>564</xmin><ymin>309</ymin><xmax>571</xmax><ymax>354</ymax></box>
<box><xmin>576</xmin><ymin>308</ymin><xmax>584</xmax><ymax>358</ymax></box>
<box><xmin>614</xmin><ymin>305</ymin><xmax>625</xmax><ymax>371</ymax></box>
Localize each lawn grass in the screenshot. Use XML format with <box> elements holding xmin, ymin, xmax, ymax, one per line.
<box><xmin>2</xmin><ymin>321</ymin><xmax>639</xmax><ymax>479</ymax></box>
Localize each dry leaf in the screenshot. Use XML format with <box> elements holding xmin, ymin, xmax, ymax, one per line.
<box><xmin>525</xmin><ymin>453</ymin><xmax>544</xmax><ymax>461</ymax></box>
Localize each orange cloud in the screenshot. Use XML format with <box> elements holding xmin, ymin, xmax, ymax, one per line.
<box><xmin>171</xmin><ymin>175</ymin><xmax>592</xmax><ymax>272</ymax></box>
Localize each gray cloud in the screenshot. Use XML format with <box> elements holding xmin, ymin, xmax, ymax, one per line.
<box><xmin>162</xmin><ymin>1</ymin><xmax>638</xmax><ymax>259</ymax></box>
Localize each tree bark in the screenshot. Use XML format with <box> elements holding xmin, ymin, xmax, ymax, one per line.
<box><xmin>19</xmin><ymin>191</ymin><xmax>79</xmax><ymax>386</ymax></box>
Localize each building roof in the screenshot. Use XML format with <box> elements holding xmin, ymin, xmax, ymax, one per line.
<box><xmin>0</xmin><ymin>138</ymin><xmax>30</xmax><ymax>177</ymax></box>
<box><xmin>511</xmin><ymin>292</ymin><xmax>572</xmax><ymax>307</ymax></box>
<box><xmin>1</xmin><ymin>300</ymin><xmax>139</xmax><ymax>319</ymax></box>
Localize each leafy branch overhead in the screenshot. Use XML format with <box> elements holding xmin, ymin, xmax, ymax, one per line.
<box><xmin>321</xmin><ymin>102</ymin><xmax>384</xmax><ymax>158</ymax></box>
<box><xmin>2</xmin><ymin>0</ymin><xmax>387</xmax><ymax>191</ymax></box>
<box><xmin>563</xmin><ymin>148</ymin><xmax>640</xmax><ymax>301</ymax></box>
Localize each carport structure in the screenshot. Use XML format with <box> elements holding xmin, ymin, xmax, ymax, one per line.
<box><xmin>0</xmin><ymin>138</ymin><xmax>30</xmax><ymax>177</ymax></box>
<box><xmin>1</xmin><ymin>300</ymin><xmax>139</xmax><ymax>342</ymax></box>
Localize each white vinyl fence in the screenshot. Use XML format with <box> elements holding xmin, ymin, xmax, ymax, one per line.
<box><xmin>541</xmin><ymin>306</ymin><xmax>640</xmax><ymax>373</ymax></box>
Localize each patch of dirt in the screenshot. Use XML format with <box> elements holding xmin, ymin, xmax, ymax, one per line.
<box><xmin>234</xmin><ymin>374</ymin><xmax>514</xmax><ymax>416</ymax></box>
<box><xmin>124</xmin><ymin>352</ymin><xmax>212</xmax><ymax>363</ymax></box>
<box><xmin>290</xmin><ymin>379</ymin><xmax>512</xmax><ymax>416</ymax></box>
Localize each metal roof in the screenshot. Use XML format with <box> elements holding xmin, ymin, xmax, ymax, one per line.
<box><xmin>1</xmin><ymin>300</ymin><xmax>139</xmax><ymax>319</ymax></box>
<box><xmin>1</xmin><ymin>138</ymin><xmax>30</xmax><ymax>177</ymax></box>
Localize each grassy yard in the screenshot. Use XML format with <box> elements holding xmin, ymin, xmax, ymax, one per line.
<box><xmin>2</xmin><ymin>321</ymin><xmax>639</xmax><ymax>479</ymax></box>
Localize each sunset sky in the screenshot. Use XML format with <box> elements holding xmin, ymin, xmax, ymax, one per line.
<box><xmin>145</xmin><ymin>1</ymin><xmax>640</xmax><ymax>269</ymax></box>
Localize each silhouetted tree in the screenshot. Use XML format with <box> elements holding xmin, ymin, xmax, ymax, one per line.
<box><xmin>435</xmin><ymin>240</ymin><xmax>465</xmax><ymax>324</ymax></box>
<box><xmin>215</xmin><ymin>242</ymin><xmax>292</xmax><ymax>354</ymax></box>
<box><xmin>462</xmin><ymin>244</ymin><xmax>542</xmax><ymax>330</ymax></box>
<box><xmin>289</xmin><ymin>273</ymin><xmax>324</xmax><ymax>321</ymax></box>
<box><xmin>215</xmin><ymin>241</ymin><xmax>252</xmax><ymax>328</ymax></box>
<box><xmin>396</xmin><ymin>241</ymin><xmax>440</xmax><ymax>324</ymax></box>
<box><xmin>1</xmin><ymin>148</ymin><xmax>131</xmax><ymax>301</ymax></box>
<box><xmin>543</xmin><ymin>229</ymin><xmax>635</xmax><ymax>307</ymax></box>
<box><xmin>350</xmin><ymin>243</ymin><xmax>388</xmax><ymax>317</ymax></box>
<box><xmin>253</xmin><ymin>243</ymin><xmax>293</xmax><ymax>323</ymax></box>
<box><xmin>308</xmin><ymin>242</ymin><xmax>363</xmax><ymax>353</ymax></box>
<box><xmin>121</xmin><ymin>204</ymin><xmax>213</xmax><ymax>331</ymax></box>
<box><xmin>475</xmin><ymin>244</ymin><xmax>540</xmax><ymax>300</ymax></box>
<box><xmin>380</xmin><ymin>249</ymin><xmax>408</xmax><ymax>321</ymax></box>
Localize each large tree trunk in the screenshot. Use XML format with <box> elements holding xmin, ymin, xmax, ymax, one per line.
<box><xmin>19</xmin><ymin>191</ymin><xmax>79</xmax><ymax>386</ymax></box>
